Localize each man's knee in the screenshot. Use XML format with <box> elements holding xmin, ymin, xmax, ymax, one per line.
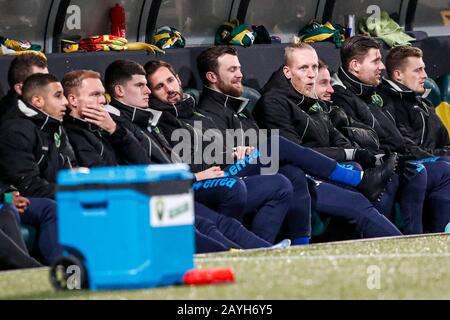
<box><xmin>222</xmin><ymin>178</ymin><xmax>247</xmax><ymax>205</ymax></box>
<box><xmin>28</xmin><ymin>198</ymin><xmax>57</xmax><ymax>222</ymax></box>
<box><xmin>268</xmin><ymin>174</ymin><xmax>294</xmax><ymax>200</ymax></box>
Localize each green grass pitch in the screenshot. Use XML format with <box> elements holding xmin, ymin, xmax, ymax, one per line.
<box><xmin>1</xmin><ymin>234</ymin><xmax>449</xmax><ymax>299</ymax></box>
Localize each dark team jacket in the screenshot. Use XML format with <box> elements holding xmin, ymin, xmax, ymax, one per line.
<box><xmin>0</xmin><ymin>100</ymin><xmax>77</xmax><ymax>198</ymax></box>
<box><xmin>331</xmin><ymin>67</ymin><xmax>414</xmax><ymax>154</ymax></box>
<box><xmin>196</xmin><ymin>86</ymin><xmax>261</xmax><ymax>147</ymax></box>
<box><xmin>107</xmin><ymin>98</ymin><xmax>175</xmax><ymax>165</ymax></box>
<box><xmin>253</xmin><ymin>67</ymin><xmax>353</xmax><ymax>161</ymax></box>
<box><xmin>63</xmin><ymin>114</ymin><xmax>148</xmax><ymax>167</ymax></box>
<box><xmin>149</xmin><ymin>94</ymin><xmax>231</xmax><ymax>173</ymax></box>
<box><xmin>320</xmin><ymin>100</ymin><xmax>380</xmax><ymax>151</ymax></box>
<box><xmin>378</xmin><ymin>78</ymin><xmax>450</xmax><ymax>155</ymax></box>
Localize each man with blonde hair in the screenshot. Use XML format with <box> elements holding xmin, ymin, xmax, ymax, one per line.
<box><xmin>62</xmin><ymin>69</ymin><xmax>147</xmax><ymax>167</ymax></box>
<box><xmin>255</xmin><ymin>39</ymin><xmax>379</xmax><ymax>168</ymax></box>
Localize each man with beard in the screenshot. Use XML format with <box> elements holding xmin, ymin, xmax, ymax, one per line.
<box><xmin>331</xmin><ymin>35</ymin><xmax>450</xmax><ymax>233</ymax></box>
<box><xmin>144</xmin><ymin>55</ymin><xmax>402</xmax><ymax>241</ymax></box>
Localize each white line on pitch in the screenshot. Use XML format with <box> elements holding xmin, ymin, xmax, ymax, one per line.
<box><xmin>196</xmin><ymin>252</ymin><xmax>450</xmax><ymax>262</ymax></box>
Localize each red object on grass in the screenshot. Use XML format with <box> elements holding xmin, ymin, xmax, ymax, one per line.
<box><xmin>111</xmin><ymin>3</ymin><xmax>126</xmax><ymax>38</ymax></box>
<box><xmin>183</xmin><ymin>268</ymin><xmax>235</xmax><ymax>285</ymax></box>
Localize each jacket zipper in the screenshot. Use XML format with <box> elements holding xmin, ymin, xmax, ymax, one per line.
<box><xmin>385</xmin><ymin>110</ymin><xmax>395</xmax><ymax>123</ymax></box>
<box><xmin>420</xmin><ymin>112</ymin><xmax>426</xmax><ymax>145</ymax></box>
<box><xmin>37</xmin><ymin>154</ymin><xmax>45</xmax><ymax>166</ymax></box>
<box><xmin>239</xmin><ymin>119</ymin><xmax>244</xmax><ymax>146</ymax></box>
<box><xmin>185</xmin><ymin>122</ymin><xmax>200</xmax><ymax>153</ymax></box>
<box><xmin>299</xmin><ymin>117</ymin><xmax>310</xmax><ymax>143</ymax></box>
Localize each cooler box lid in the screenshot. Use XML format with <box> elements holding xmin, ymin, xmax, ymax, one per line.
<box><xmin>57</xmin><ymin>164</ymin><xmax>193</xmax><ymax>186</ymax></box>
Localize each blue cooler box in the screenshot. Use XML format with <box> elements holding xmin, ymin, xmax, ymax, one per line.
<box><xmin>56</xmin><ymin>164</ymin><xmax>195</xmax><ymax>291</ymax></box>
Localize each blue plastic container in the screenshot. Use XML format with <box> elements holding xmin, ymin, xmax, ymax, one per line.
<box><xmin>56</xmin><ymin>164</ymin><xmax>195</xmax><ymax>291</ymax></box>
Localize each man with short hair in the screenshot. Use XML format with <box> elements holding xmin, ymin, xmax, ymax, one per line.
<box><xmin>379</xmin><ymin>46</ymin><xmax>450</xmax><ymax>157</ymax></box>
<box><xmin>146</xmin><ymin>54</ymin><xmax>402</xmax><ymax>240</ymax></box>
<box><xmin>0</xmin><ymin>73</ymin><xmax>67</xmax><ymax>264</ymax></box>
<box><xmin>0</xmin><ymin>73</ymin><xmax>75</xmax><ymax>198</ymax></box>
<box><xmin>315</xmin><ymin>59</ymin><xmax>381</xmax><ymax>151</ymax></box>
<box><xmin>254</xmin><ymin>41</ymin><xmax>379</xmax><ymax>169</ymax></box>
<box><xmin>0</xmin><ymin>53</ymin><xmax>48</xmax><ymax>122</ymax></box>
<box><xmin>62</xmin><ymin>69</ymin><xmax>148</xmax><ymax>167</ymax></box>
<box><xmin>331</xmin><ymin>35</ymin><xmax>450</xmax><ymax>233</ymax></box>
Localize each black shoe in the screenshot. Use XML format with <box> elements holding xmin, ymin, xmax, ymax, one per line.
<box><xmin>357</xmin><ymin>152</ymin><xmax>398</xmax><ymax>202</ymax></box>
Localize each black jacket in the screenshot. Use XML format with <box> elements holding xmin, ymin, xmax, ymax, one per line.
<box><xmin>107</xmin><ymin>98</ymin><xmax>174</xmax><ymax>165</ymax></box>
<box><xmin>150</xmin><ymin>94</ymin><xmax>231</xmax><ymax>173</ymax></box>
<box><xmin>0</xmin><ymin>100</ymin><xmax>77</xmax><ymax>198</ymax></box>
<box><xmin>324</xmin><ymin>102</ymin><xmax>380</xmax><ymax>151</ymax></box>
<box><xmin>331</xmin><ymin>68</ymin><xmax>410</xmax><ymax>153</ymax></box>
<box><xmin>196</xmin><ymin>86</ymin><xmax>260</xmax><ymax>147</ymax></box>
<box><xmin>63</xmin><ymin>114</ymin><xmax>148</xmax><ymax>167</ymax></box>
<box><xmin>0</xmin><ymin>89</ymin><xmax>19</xmax><ymax>124</ymax></box>
<box><xmin>378</xmin><ymin>78</ymin><xmax>450</xmax><ymax>155</ymax></box>
<box><xmin>254</xmin><ymin>67</ymin><xmax>353</xmax><ymax>161</ymax></box>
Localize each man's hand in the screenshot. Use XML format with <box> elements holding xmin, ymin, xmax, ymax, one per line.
<box><xmin>233</xmin><ymin>146</ymin><xmax>254</xmax><ymax>160</ymax></box>
<box><xmin>12</xmin><ymin>191</ymin><xmax>30</xmax><ymax>214</ymax></box>
<box><xmin>82</xmin><ymin>105</ymin><xmax>117</xmax><ymax>134</ymax></box>
<box><xmin>194</xmin><ymin>166</ymin><xmax>224</xmax><ymax>181</ymax></box>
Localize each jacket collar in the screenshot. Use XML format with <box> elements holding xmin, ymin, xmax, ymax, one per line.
<box><xmin>332</xmin><ymin>67</ymin><xmax>376</xmax><ymax>98</ymax></box>
<box><xmin>17</xmin><ymin>99</ymin><xmax>62</xmax><ymax>133</ymax></box>
<box><xmin>381</xmin><ymin>77</ymin><xmax>422</xmax><ymax>99</ymax></box>
<box><xmin>381</xmin><ymin>77</ymin><xmax>434</xmax><ymax>112</ymax></box>
<box><xmin>108</xmin><ymin>98</ymin><xmax>162</xmax><ymax>128</ymax></box>
<box><xmin>201</xmin><ymin>86</ymin><xmax>249</xmax><ymax>114</ymax></box>
<box><xmin>149</xmin><ymin>93</ymin><xmax>197</xmax><ymax>119</ymax></box>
